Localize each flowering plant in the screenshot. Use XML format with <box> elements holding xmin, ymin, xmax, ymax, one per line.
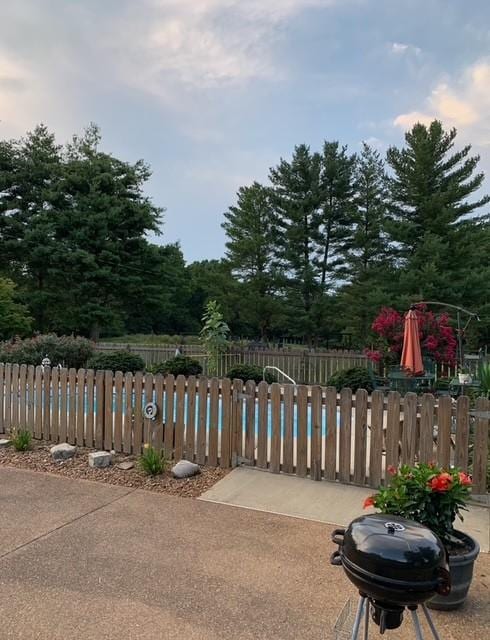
<box><xmin>366</xmin><ymin>304</ymin><xmax>457</xmax><ymax>367</ymax></box>
<box><xmin>363</xmin><ymin>463</ymin><xmax>472</xmax><ymax>548</ymax></box>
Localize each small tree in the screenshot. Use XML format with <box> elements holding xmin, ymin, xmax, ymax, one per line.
<box><xmin>200</xmin><ymin>300</ymin><xmax>229</xmax><ymax>376</ymax></box>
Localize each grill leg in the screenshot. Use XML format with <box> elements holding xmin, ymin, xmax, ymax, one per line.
<box><xmin>410</xmin><ymin>607</ymin><xmax>425</xmax><ymax>640</ymax></box>
<box><xmin>363</xmin><ymin>599</ymin><xmax>370</xmax><ymax>640</ymax></box>
<box><xmin>350</xmin><ymin>595</ymin><xmax>366</xmax><ymax>640</ymax></box>
<box><xmin>421</xmin><ymin>604</ymin><xmax>442</xmax><ymax>640</ymax></box>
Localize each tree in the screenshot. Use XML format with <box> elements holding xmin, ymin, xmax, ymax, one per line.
<box><xmin>200</xmin><ymin>300</ymin><xmax>229</xmax><ymax>375</ymax></box>
<box><xmin>269</xmin><ymin>144</ymin><xmax>322</xmax><ymax>340</ymax></box>
<box><xmin>222</xmin><ymin>182</ymin><xmax>280</xmax><ymax>338</ymax></box>
<box><xmin>0</xmin><ymin>278</ymin><xmax>32</xmax><ymax>339</ymax></box>
<box><xmin>386</xmin><ymin>120</ymin><xmax>489</xmax><ymax>305</ymax></box>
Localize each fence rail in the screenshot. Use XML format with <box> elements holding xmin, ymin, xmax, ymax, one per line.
<box><xmin>1</xmin><ymin>363</ymin><xmax>488</xmax><ymax>493</ymax></box>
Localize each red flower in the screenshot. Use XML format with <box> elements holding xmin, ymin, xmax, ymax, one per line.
<box><xmin>429</xmin><ymin>472</ymin><xmax>452</xmax><ymax>493</ymax></box>
<box><xmin>458</xmin><ymin>472</ymin><xmax>472</xmax><ymax>486</ymax></box>
<box><xmin>387</xmin><ymin>464</ymin><xmax>397</xmax><ymax>475</ymax></box>
<box><xmin>363</xmin><ymin>496</ymin><xmax>375</xmax><ymax>509</ymax></box>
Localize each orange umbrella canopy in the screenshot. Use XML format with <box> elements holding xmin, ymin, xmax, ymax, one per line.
<box><xmin>400</xmin><ymin>309</ymin><xmax>424</xmax><ymax>375</ymax></box>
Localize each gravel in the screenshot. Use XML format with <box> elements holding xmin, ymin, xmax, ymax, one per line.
<box><xmin>0</xmin><ymin>440</ymin><xmax>229</xmax><ymax>497</ymax></box>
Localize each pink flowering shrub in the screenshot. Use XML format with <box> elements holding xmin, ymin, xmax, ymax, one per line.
<box><xmin>366</xmin><ymin>304</ymin><xmax>457</xmax><ymax>367</ymax></box>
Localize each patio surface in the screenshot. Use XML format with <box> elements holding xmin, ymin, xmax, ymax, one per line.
<box><xmin>0</xmin><ymin>466</ymin><xmax>489</xmax><ymax>639</ymax></box>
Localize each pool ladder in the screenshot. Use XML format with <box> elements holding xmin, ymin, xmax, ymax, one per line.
<box><xmin>263</xmin><ymin>366</ymin><xmax>296</xmax><ymax>385</ymax></box>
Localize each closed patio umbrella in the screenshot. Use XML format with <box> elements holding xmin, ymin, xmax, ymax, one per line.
<box><xmin>400</xmin><ymin>309</ymin><xmax>424</xmax><ymax>375</ymax></box>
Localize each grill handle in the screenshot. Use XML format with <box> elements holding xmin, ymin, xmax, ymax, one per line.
<box><xmin>435</xmin><ymin>566</ymin><xmax>451</xmax><ymax>596</ymax></box>
<box><xmin>331</xmin><ymin>528</ymin><xmax>345</xmax><ymax>547</ymax></box>
<box><xmin>330</xmin><ymin>550</ymin><xmax>342</xmax><ymax>566</ymax></box>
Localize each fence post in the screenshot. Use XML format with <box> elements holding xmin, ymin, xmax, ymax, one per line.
<box><xmin>473</xmin><ymin>397</ymin><xmax>489</xmax><ymax>494</ymax></box>
<box><xmin>231</xmin><ymin>379</ymin><xmax>243</xmax><ymax>467</ymax></box>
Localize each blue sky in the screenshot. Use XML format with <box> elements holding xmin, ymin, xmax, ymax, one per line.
<box><xmin>1</xmin><ymin>0</ymin><xmax>489</xmax><ymax>261</ymax></box>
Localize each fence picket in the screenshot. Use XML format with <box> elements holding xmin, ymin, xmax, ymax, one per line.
<box><xmin>143</xmin><ymin>373</ymin><xmax>154</xmax><ymax>448</ymax></box>
<box><xmin>256</xmin><ymin>381</ymin><xmax>268</xmax><ymax>469</ymax></box>
<box><xmin>4</xmin><ymin>364</ymin><xmax>12</xmax><ymax>433</ymax></box>
<box><xmin>164</xmin><ymin>374</ymin><xmax>174</xmax><ymax>456</ymax></box>
<box><xmin>454</xmin><ymin>395</ymin><xmax>470</xmax><ymax>470</ymax></box>
<box><xmin>473</xmin><ymin>397</ymin><xmax>489</xmax><ymax>494</ymax></box>
<box><xmin>19</xmin><ymin>364</ymin><xmax>27</xmax><ymax>429</ymax></box>
<box><xmin>354</xmin><ymin>389</ymin><xmax>368</xmax><ymax>485</ymax></box>
<box><xmin>94</xmin><ymin>370</ymin><xmax>104</xmax><ymax>449</ymax></box>
<box><xmin>174</xmin><ymin>375</ymin><xmax>186</xmax><ymax>460</ymax></box>
<box><xmin>104</xmin><ymin>370</ymin><xmax>113</xmax><ymax>450</ymax></box>
<box><xmin>244</xmin><ymin>380</ymin><xmax>256</xmax><ymax>465</ymax></box>
<box><xmin>113</xmin><ymin>371</ymin><xmax>123</xmax><ymax>451</ymax></box>
<box><xmin>132</xmin><ymin>371</ymin><xmax>143</xmax><ymax>453</ymax></box>
<box><xmin>197</xmin><ymin>377</ymin><xmax>208</xmax><ymax>465</ymax></box>
<box><xmin>232</xmin><ymin>378</ymin><xmax>243</xmax><ymax>460</ymax></box>
<box><xmin>325</xmin><ymin>386</ymin><xmax>337</xmax><ymax>481</ymax></box>
<box><xmin>282</xmin><ymin>384</ymin><xmax>294</xmax><ymax>474</ymax></box>
<box><xmin>85</xmin><ymin>369</ymin><xmax>95</xmax><ymax>448</ymax></box>
<box><xmin>68</xmin><ymin>368</ymin><xmax>77</xmax><ymax>445</ymax></box>
<box><xmin>59</xmin><ymin>368</ymin><xmax>68</xmax><ymax>443</ymax></box>
<box><xmin>0</xmin><ymin>364</ymin><xmax>4</xmax><ymax>433</ymax></box>
<box><xmin>50</xmin><ymin>367</ymin><xmax>59</xmax><ymax>442</ymax></box>
<box><xmin>11</xmin><ymin>364</ymin><xmax>19</xmax><ymax>430</ymax></box>
<box><xmin>27</xmin><ymin>365</ymin><xmax>35</xmax><ymax>435</ymax></box>
<box><xmin>385</xmin><ymin>392</ymin><xmax>401</xmax><ymax>470</ymax></box>
<box><xmin>220</xmin><ymin>378</ymin><xmax>231</xmax><ymax>467</ymax></box>
<box><xmin>436</xmin><ymin>395</ymin><xmax>452</xmax><ymax>469</ymax></box>
<box><xmin>401</xmin><ymin>393</ymin><xmax>418</xmax><ymax>466</ymax></box>
<box><xmin>77</xmin><ymin>369</ymin><xmax>86</xmax><ymax>446</ymax></box>
<box><xmin>296</xmin><ymin>385</ymin><xmax>308</xmax><ymax>477</ymax></box>
<box><xmin>339</xmin><ymin>388</ymin><xmax>352</xmax><ymax>483</ymax></box>
<box><xmin>152</xmin><ymin>374</ymin><xmax>164</xmax><ymax>451</ymax></box>
<box><xmin>311</xmin><ymin>386</ymin><xmax>322</xmax><ymax>481</ymax></box>
<box><xmin>419</xmin><ymin>394</ymin><xmax>435</xmax><ymax>464</ymax></box>
<box><xmin>369</xmin><ymin>390</ymin><xmax>384</xmax><ymax>487</ymax></box>
<box><xmin>207</xmin><ymin>377</ymin><xmax>219</xmax><ymax>467</ymax></box>
<box><xmin>270</xmin><ymin>383</ymin><xmax>281</xmax><ymax>473</ymax></box>
<box><xmin>33</xmin><ymin>366</ymin><xmax>42</xmax><ymax>439</ymax></box>
<box><xmin>185</xmin><ymin>376</ymin><xmax>197</xmax><ymax>461</ymax></box>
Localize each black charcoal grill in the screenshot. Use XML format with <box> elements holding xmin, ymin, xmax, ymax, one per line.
<box><xmin>330</xmin><ymin>514</ymin><xmax>450</xmax><ymax>638</ymax></box>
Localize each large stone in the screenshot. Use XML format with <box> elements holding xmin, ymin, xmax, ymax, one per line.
<box><xmin>171</xmin><ymin>460</ymin><xmax>200</xmax><ymax>479</ymax></box>
<box><xmin>88</xmin><ymin>451</ymin><xmax>112</xmax><ymax>468</ymax></box>
<box><xmin>50</xmin><ymin>443</ymin><xmax>77</xmax><ymax>460</ymax></box>
<box><xmin>116</xmin><ymin>460</ymin><xmax>135</xmax><ymax>471</ymax></box>
<box><xmin>0</xmin><ymin>439</ymin><xmax>11</xmax><ymax>448</ymax></box>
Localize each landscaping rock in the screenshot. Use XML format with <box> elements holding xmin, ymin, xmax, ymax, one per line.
<box><xmin>88</xmin><ymin>451</ymin><xmax>112</xmax><ymax>468</ymax></box>
<box><xmin>0</xmin><ymin>439</ymin><xmax>11</xmax><ymax>448</ymax></box>
<box><xmin>50</xmin><ymin>443</ymin><xmax>77</xmax><ymax>460</ymax></box>
<box><xmin>116</xmin><ymin>460</ymin><xmax>135</xmax><ymax>471</ymax></box>
<box><xmin>171</xmin><ymin>460</ymin><xmax>200</xmax><ymax>479</ymax></box>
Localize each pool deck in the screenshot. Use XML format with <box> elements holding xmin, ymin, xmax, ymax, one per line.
<box><xmin>200</xmin><ymin>467</ymin><xmax>490</xmax><ymax>552</ymax></box>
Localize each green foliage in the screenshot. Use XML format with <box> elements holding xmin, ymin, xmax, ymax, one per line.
<box><xmin>0</xmin><ymin>278</ymin><xmax>32</xmax><ymax>339</ymax></box>
<box><xmin>226</xmin><ymin>364</ymin><xmax>277</xmax><ymax>384</ymax></box>
<box><xmin>86</xmin><ymin>350</ymin><xmax>145</xmax><ymax>373</ymax></box>
<box><xmin>10</xmin><ymin>428</ymin><xmax>32</xmax><ymax>452</ymax></box>
<box><xmin>477</xmin><ymin>363</ymin><xmax>490</xmax><ymax>398</ymax></box>
<box><xmin>151</xmin><ymin>356</ymin><xmax>202</xmax><ymax>377</ymax></box>
<box><xmin>200</xmin><ymin>300</ymin><xmax>229</xmax><ymax>376</ymax></box>
<box><xmin>367</xmin><ymin>463</ymin><xmax>473</xmax><ymax>547</ymax></box>
<box><xmin>138</xmin><ymin>444</ymin><xmax>168</xmax><ymax>475</ymax></box>
<box><xmin>0</xmin><ymin>334</ymin><xmax>94</xmax><ymax>368</ymax></box>
<box><xmin>327</xmin><ymin>366</ymin><xmax>373</xmax><ymax>392</ymax></box>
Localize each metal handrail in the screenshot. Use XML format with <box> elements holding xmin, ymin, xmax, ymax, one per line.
<box><xmin>263</xmin><ymin>365</ymin><xmax>296</xmax><ymax>385</ymax></box>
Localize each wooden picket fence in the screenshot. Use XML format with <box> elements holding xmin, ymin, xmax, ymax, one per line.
<box><xmin>1</xmin><ymin>363</ymin><xmax>488</xmax><ymax>493</ymax></box>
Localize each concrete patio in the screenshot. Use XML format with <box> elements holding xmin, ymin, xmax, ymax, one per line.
<box><xmin>0</xmin><ymin>466</ymin><xmax>489</xmax><ymax>639</ymax></box>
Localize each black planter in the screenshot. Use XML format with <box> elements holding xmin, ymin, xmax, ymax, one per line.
<box><xmin>428</xmin><ymin>531</ymin><xmax>480</xmax><ymax>610</ymax></box>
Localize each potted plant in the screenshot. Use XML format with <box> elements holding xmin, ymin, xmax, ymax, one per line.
<box><xmin>363</xmin><ymin>463</ymin><xmax>479</xmax><ymax>610</ymax></box>
<box><xmin>458</xmin><ymin>367</ymin><xmax>472</xmax><ymax>384</ymax></box>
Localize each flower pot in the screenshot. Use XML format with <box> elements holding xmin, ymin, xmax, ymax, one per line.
<box><xmin>458</xmin><ymin>373</ymin><xmax>472</xmax><ymax>384</ymax></box>
<box><xmin>428</xmin><ymin>531</ymin><xmax>480</xmax><ymax>610</ymax></box>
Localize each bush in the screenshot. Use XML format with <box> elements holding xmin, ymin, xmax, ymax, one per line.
<box><xmin>10</xmin><ymin>428</ymin><xmax>32</xmax><ymax>452</ymax></box>
<box><xmin>328</xmin><ymin>366</ymin><xmax>373</xmax><ymax>393</ymax></box>
<box><xmin>151</xmin><ymin>356</ymin><xmax>203</xmax><ymax>377</ymax></box>
<box><xmin>0</xmin><ymin>334</ymin><xmax>94</xmax><ymax>368</ymax></box>
<box><xmin>86</xmin><ymin>350</ymin><xmax>145</xmax><ymax>373</ymax></box>
<box><xmin>138</xmin><ymin>444</ymin><xmax>168</xmax><ymax>475</ymax></box>
<box><xmin>226</xmin><ymin>364</ymin><xmax>277</xmax><ymax>384</ymax></box>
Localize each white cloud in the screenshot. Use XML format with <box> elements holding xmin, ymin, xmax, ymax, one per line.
<box><xmin>393</xmin><ymin>60</ymin><xmax>490</xmax><ymax>146</ymax></box>
<box><xmin>391</xmin><ymin>42</ymin><xmax>421</xmax><ymax>56</ymax></box>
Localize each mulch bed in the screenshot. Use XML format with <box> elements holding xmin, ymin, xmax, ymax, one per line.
<box><xmin>0</xmin><ymin>440</ymin><xmax>229</xmax><ymax>497</ymax></box>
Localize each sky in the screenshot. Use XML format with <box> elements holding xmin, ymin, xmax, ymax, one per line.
<box><xmin>1</xmin><ymin>0</ymin><xmax>489</xmax><ymax>262</ymax></box>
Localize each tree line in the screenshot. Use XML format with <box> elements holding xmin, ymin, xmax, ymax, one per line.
<box><xmin>0</xmin><ymin>121</ymin><xmax>489</xmax><ymax>349</ymax></box>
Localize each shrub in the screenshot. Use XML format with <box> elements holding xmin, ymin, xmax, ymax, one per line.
<box><xmin>138</xmin><ymin>444</ymin><xmax>168</xmax><ymax>475</ymax></box>
<box><xmin>0</xmin><ymin>334</ymin><xmax>95</xmax><ymax>368</ymax></box>
<box><xmin>86</xmin><ymin>351</ymin><xmax>145</xmax><ymax>373</ymax></box>
<box><xmin>10</xmin><ymin>428</ymin><xmax>32</xmax><ymax>452</ymax></box>
<box><xmin>226</xmin><ymin>364</ymin><xmax>277</xmax><ymax>384</ymax></box>
<box><xmin>151</xmin><ymin>356</ymin><xmax>202</xmax><ymax>377</ymax></box>
<box><xmin>328</xmin><ymin>366</ymin><xmax>373</xmax><ymax>393</ymax></box>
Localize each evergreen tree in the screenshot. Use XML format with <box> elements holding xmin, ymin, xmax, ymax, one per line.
<box><xmin>0</xmin><ymin>278</ymin><xmax>32</xmax><ymax>339</ymax></box>
<box><xmin>222</xmin><ymin>182</ymin><xmax>280</xmax><ymax>339</ymax></box>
